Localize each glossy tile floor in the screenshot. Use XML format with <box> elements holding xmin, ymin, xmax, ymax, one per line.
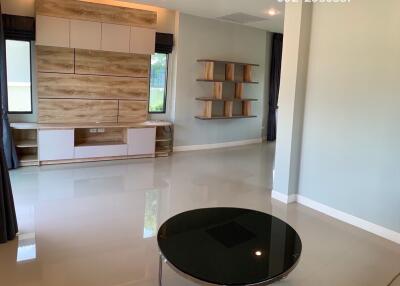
<box><xmin>1</xmin><ymin>143</ymin><xmax>399</xmax><ymax>286</ymax></box>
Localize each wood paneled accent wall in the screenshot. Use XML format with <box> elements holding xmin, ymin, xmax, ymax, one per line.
<box><xmin>37</xmin><ymin>45</ymin><xmax>150</xmax><ymax>124</ymax></box>
<box><xmin>36</xmin><ymin>0</ymin><xmax>157</xmax><ymax>28</ymax></box>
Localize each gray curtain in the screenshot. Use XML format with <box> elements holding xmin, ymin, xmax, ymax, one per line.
<box><xmin>1</xmin><ymin>14</ymin><xmax>19</xmax><ymax>169</ymax></box>
<box><xmin>267</xmin><ymin>33</ymin><xmax>283</xmax><ymax>142</ymax></box>
<box><xmin>0</xmin><ymin>4</ymin><xmax>18</xmax><ymax>243</ymax></box>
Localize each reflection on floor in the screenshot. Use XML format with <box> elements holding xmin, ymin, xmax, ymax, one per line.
<box><xmin>0</xmin><ymin>143</ymin><xmax>399</xmax><ymax>286</ymax></box>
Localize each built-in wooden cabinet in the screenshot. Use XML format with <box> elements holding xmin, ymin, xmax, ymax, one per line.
<box><xmin>155</xmin><ymin>124</ymin><xmax>173</xmax><ymax>157</ymax></box>
<box><xmin>12</xmin><ymin>127</ymin><xmax>39</xmax><ymax>167</ymax></box>
<box><xmin>38</xmin><ymin>129</ymin><xmax>75</xmax><ymax>161</ymax></box>
<box><xmin>12</xmin><ymin>122</ymin><xmax>172</xmax><ymax>166</ymax></box>
<box><xmin>101</xmin><ymin>23</ymin><xmax>131</xmax><ymax>53</ymax></box>
<box><xmin>127</xmin><ymin>128</ymin><xmax>156</xmax><ymax>156</ymax></box>
<box><xmin>36</xmin><ymin>15</ymin><xmax>155</xmax><ymax>55</ymax></box>
<box><xmin>130</xmin><ymin>27</ymin><xmax>156</xmax><ymax>55</ymax></box>
<box><xmin>70</xmin><ymin>20</ymin><xmax>101</xmax><ymax>50</ymax></box>
<box><xmin>36</xmin><ymin>15</ymin><xmax>70</xmax><ymax>48</ymax></box>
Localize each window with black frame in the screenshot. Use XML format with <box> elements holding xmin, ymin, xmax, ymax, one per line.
<box><xmin>5</xmin><ymin>39</ymin><xmax>32</xmax><ymax>114</ymax></box>
<box><xmin>149</xmin><ymin>53</ymin><xmax>168</xmax><ymax>113</ymax></box>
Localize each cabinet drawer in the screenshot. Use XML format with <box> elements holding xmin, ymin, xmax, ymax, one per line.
<box><xmin>36</xmin><ymin>16</ymin><xmax>70</xmax><ymax>48</ymax></box>
<box><xmin>101</xmin><ymin>23</ymin><xmax>130</xmax><ymax>53</ymax></box>
<box><xmin>70</xmin><ymin>20</ymin><xmax>101</xmax><ymax>50</ymax></box>
<box><xmin>127</xmin><ymin>128</ymin><xmax>156</xmax><ymax>155</ymax></box>
<box><xmin>130</xmin><ymin>27</ymin><xmax>155</xmax><ymax>55</ymax></box>
<box><xmin>39</xmin><ymin>129</ymin><xmax>74</xmax><ymax>161</ymax></box>
<box><xmin>74</xmin><ymin>144</ymin><xmax>128</xmax><ymax>159</ymax></box>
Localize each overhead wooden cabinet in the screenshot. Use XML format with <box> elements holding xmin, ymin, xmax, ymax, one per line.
<box><xmin>38</xmin><ymin>129</ymin><xmax>74</xmax><ymax>161</ymax></box>
<box><xmin>130</xmin><ymin>27</ymin><xmax>155</xmax><ymax>54</ymax></box>
<box><xmin>101</xmin><ymin>23</ymin><xmax>131</xmax><ymax>53</ymax></box>
<box><xmin>36</xmin><ymin>15</ymin><xmax>70</xmax><ymax>47</ymax></box>
<box><xmin>127</xmin><ymin>128</ymin><xmax>156</xmax><ymax>155</ymax></box>
<box><xmin>70</xmin><ymin>20</ymin><xmax>101</xmax><ymax>50</ymax></box>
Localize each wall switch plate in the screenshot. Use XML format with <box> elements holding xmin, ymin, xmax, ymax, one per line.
<box><xmin>97</xmin><ymin>128</ymin><xmax>105</xmax><ymax>133</ymax></box>
<box><xmin>89</xmin><ymin>129</ymin><xmax>97</xmax><ymax>133</ymax></box>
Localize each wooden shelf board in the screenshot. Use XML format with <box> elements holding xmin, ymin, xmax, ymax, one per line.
<box><xmin>197</xmin><ymin>79</ymin><xmax>259</xmax><ymax>84</ymax></box>
<box><xmin>197</xmin><ymin>59</ymin><xmax>259</xmax><ymax>67</ymax></box>
<box><xmin>195</xmin><ymin>115</ymin><xmax>257</xmax><ymax>120</ymax></box>
<box><xmin>20</xmin><ymin>154</ymin><xmax>39</xmax><ymax>166</ymax></box>
<box><xmin>75</xmin><ymin>142</ymin><xmax>126</xmax><ymax>147</ymax></box>
<box><xmin>156</xmin><ymin>153</ymin><xmax>170</xmax><ymax>157</ymax></box>
<box><xmin>156</xmin><ymin>147</ymin><xmax>172</xmax><ymax>152</ymax></box>
<box><xmin>196</xmin><ymin>97</ymin><xmax>257</xmax><ymax>102</ymax></box>
<box><xmin>156</xmin><ymin>138</ymin><xmax>172</xmax><ymax>142</ymax></box>
<box><xmin>16</xmin><ymin>140</ymin><xmax>38</xmax><ymax>148</ymax></box>
<box><xmin>10</xmin><ymin>123</ymin><xmax>39</xmax><ymax>130</ymax></box>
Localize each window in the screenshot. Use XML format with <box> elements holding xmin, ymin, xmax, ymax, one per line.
<box><xmin>149</xmin><ymin>53</ymin><xmax>168</xmax><ymax>113</ymax></box>
<box><xmin>5</xmin><ymin>40</ymin><xmax>32</xmax><ymax>113</ymax></box>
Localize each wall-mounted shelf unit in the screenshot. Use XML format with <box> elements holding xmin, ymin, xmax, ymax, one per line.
<box><xmin>196</xmin><ymin>59</ymin><xmax>259</xmax><ymax>120</ymax></box>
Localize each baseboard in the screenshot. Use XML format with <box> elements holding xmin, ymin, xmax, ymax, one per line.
<box><xmin>272</xmin><ymin>193</ymin><xmax>400</xmax><ymax>245</ymax></box>
<box><xmin>271</xmin><ymin>190</ymin><xmax>297</xmax><ymax>204</ymax></box>
<box><xmin>173</xmin><ymin>138</ymin><xmax>263</xmax><ymax>152</ymax></box>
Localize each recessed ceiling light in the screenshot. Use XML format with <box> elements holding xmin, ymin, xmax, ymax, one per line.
<box><xmin>255</xmin><ymin>250</ymin><xmax>262</xmax><ymax>256</ymax></box>
<box><xmin>266</xmin><ymin>8</ymin><xmax>280</xmax><ymax>16</ymax></box>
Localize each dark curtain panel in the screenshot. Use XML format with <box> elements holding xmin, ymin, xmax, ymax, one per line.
<box><xmin>155</xmin><ymin>32</ymin><xmax>173</xmax><ymax>54</ymax></box>
<box><xmin>1</xmin><ymin>14</ymin><xmax>20</xmax><ymax>169</ymax></box>
<box><xmin>0</xmin><ymin>4</ymin><xmax>18</xmax><ymax>243</ymax></box>
<box><xmin>267</xmin><ymin>33</ymin><xmax>283</xmax><ymax>142</ymax></box>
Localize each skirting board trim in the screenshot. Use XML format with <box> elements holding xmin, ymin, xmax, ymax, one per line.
<box><xmin>271</xmin><ymin>190</ymin><xmax>297</xmax><ymax>204</ymax></box>
<box><xmin>271</xmin><ymin>191</ymin><xmax>400</xmax><ymax>245</ymax></box>
<box><xmin>173</xmin><ymin>138</ymin><xmax>262</xmax><ymax>152</ymax></box>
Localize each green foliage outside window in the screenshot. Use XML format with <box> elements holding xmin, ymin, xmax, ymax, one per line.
<box><xmin>149</xmin><ymin>53</ymin><xmax>168</xmax><ymax>113</ymax></box>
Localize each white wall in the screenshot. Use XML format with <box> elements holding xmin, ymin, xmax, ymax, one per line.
<box><xmin>274</xmin><ymin>2</ymin><xmax>312</xmax><ymax>197</ymax></box>
<box><xmin>173</xmin><ymin>13</ymin><xmax>269</xmax><ymax>147</ymax></box>
<box><xmin>298</xmin><ymin>0</ymin><xmax>400</xmax><ymax>232</ymax></box>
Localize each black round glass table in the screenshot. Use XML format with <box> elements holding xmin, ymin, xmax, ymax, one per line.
<box><xmin>157</xmin><ymin>208</ymin><xmax>302</xmax><ymax>285</ymax></box>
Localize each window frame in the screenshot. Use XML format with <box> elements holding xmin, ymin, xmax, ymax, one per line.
<box><xmin>5</xmin><ymin>39</ymin><xmax>33</xmax><ymax>114</ymax></box>
<box><xmin>148</xmin><ymin>53</ymin><xmax>169</xmax><ymax>114</ymax></box>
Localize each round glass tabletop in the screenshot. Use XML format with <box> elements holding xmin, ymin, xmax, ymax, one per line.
<box><xmin>157</xmin><ymin>208</ymin><xmax>302</xmax><ymax>285</ymax></box>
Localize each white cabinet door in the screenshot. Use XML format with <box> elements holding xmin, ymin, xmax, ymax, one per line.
<box><xmin>101</xmin><ymin>23</ymin><xmax>130</xmax><ymax>53</ymax></box>
<box><xmin>70</xmin><ymin>20</ymin><xmax>101</xmax><ymax>50</ymax></box>
<box><xmin>127</xmin><ymin>128</ymin><xmax>156</xmax><ymax>155</ymax></box>
<box><xmin>130</xmin><ymin>27</ymin><xmax>155</xmax><ymax>55</ymax></box>
<box><xmin>36</xmin><ymin>15</ymin><xmax>70</xmax><ymax>47</ymax></box>
<box><xmin>39</xmin><ymin>129</ymin><xmax>74</xmax><ymax>161</ymax></box>
<box><xmin>75</xmin><ymin>144</ymin><xmax>128</xmax><ymax>159</ymax></box>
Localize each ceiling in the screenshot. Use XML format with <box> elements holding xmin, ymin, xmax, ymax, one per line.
<box><xmin>123</xmin><ymin>0</ymin><xmax>285</xmax><ymax>33</ymax></box>
<box><xmin>0</xmin><ymin>0</ymin><xmax>284</xmax><ymax>33</ymax></box>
